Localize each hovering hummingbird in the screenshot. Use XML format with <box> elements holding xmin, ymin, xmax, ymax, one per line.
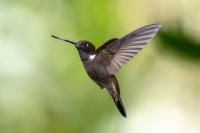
<box><xmin>51</xmin><ymin>24</ymin><xmax>161</xmax><ymax>117</ymax></box>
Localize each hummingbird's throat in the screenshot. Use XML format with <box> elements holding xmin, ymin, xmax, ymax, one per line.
<box><xmin>89</xmin><ymin>54</ymin><xmax>96</xmax><ymax>61</ymax></box>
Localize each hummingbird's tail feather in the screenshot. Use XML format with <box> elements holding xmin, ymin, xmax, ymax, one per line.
<box><xmin>112</xmin><ymin>94</ymin><xmax>127</xmax><ymax>117</ymax></box>
<box><xmin>107</xmin><ymin>81</ymin><xmax>127</xmax><ymax>117</ymax></box>
<box><xmin>111</xmin><ymin>75</ymin><xmax>120</xmax><ymax>95</ymax></box>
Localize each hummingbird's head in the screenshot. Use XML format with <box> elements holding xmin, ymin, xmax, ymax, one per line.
<box><xmin>51</xmin><ymin>35</ymin><xmax>96</xmax><ymax>54</ymax></box>
<box><xmin>75</xmin><ymin>40</ymin><xmax>95</xmax><ymax>53</ymax></box>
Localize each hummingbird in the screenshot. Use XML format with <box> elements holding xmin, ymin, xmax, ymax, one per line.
<box><xmin>51</xmin><ymin>24</ymin><xmax>161</xmax><ymax>117</ymax></box>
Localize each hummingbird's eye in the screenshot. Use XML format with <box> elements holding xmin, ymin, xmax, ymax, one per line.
<box><xmin>83</xmin><ymin>43</ymin><xmax>89</xmax><ymax>47</ymax></box>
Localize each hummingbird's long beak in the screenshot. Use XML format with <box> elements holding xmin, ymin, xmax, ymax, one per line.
<box><xmin>51</xmin><ymin>35</ymin><xmax>76</xmax><ymax>45</ymax></box>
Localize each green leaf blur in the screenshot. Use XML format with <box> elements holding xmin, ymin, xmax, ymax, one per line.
<box><xmin>0</xmin><ymin>0</ymin><xmax>199</xmax><ymax>133</ymax></box>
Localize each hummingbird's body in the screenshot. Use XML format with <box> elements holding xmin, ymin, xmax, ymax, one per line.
<box><xmin>52</xmin><ymin>24</ymin><xmax>161</xmax><ymax>117</ymax></box>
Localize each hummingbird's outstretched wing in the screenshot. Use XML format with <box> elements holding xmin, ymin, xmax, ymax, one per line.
<box><xmin>96</xmin><ymin>24</ymin><xmax>161</xmax><ymax>75</ymax></box>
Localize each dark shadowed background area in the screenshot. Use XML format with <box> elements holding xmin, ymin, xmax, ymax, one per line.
<box><xmin>0</xmin><ymin>0</ymin><xmax>200</xmax><ymax>133</ymax></box>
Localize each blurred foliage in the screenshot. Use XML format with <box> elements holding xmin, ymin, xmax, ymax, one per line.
<box><xmin>0</xmin><ymin>0</ymin><xmax>200</xmax><ymax>133</ymax></box>
<box><xmin>158</xmin><ymin>25</ymin><xmax>200</xmax><ymax>61</ymax></box>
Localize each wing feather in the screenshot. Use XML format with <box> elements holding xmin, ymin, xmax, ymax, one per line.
<box><xmin>97</xmin><ymin>24</ymin><xmax>161</xmax><ymax>75</ymax></box>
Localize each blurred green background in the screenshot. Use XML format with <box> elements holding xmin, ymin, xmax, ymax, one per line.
<box><xmin>0</xmin><ymin>0</ymin><xmax>200</xmax><ymax>133</ymax></box>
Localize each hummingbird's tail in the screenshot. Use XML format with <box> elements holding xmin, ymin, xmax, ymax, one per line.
<box><xmin>112</xmin><ymin>94</ymin><xmax>127</xmax><ymax>117</ymax></box>
<box><xmin>107</xmin><ymin>76</ymin><xmax>127</xmax><ymax>117</ymax></box>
